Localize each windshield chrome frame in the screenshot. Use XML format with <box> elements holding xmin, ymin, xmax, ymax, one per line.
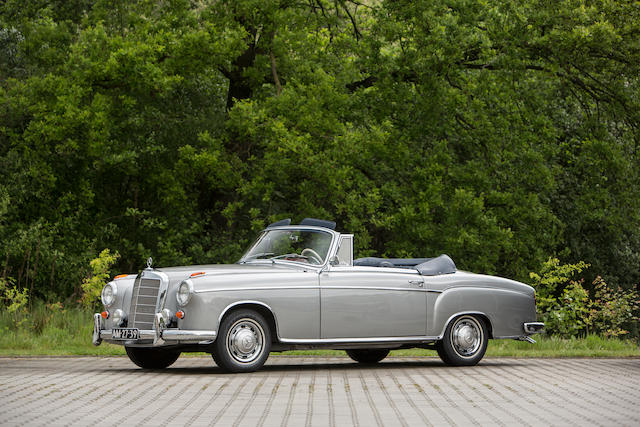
<box><xmin>238</xmin><ymin>226</ymin><xmax>340</xmax><ymax>269</ymax></box>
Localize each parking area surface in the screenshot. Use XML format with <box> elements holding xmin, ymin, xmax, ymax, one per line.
<box><xmin>0</xmin><ymin>356</ymin><xmax>639</xmax><ymax>426</ymax></box>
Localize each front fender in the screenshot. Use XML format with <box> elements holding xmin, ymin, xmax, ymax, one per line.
<box><xmin>102</xmin><ymin>277</ymin><xmax>136</xmax><ymax>329</ymax></box>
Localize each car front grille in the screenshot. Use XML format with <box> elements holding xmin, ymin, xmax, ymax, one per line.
<box><xmin>129</xmin><ymin>277</ymin><xmax>161</xmax><ymax>329</ymax></box>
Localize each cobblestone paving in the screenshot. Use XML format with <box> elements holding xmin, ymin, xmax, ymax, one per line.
<box><xmin>1</xmin><ymin>356</ymin><xmax>639</xmax><ymax>426</ymax></box>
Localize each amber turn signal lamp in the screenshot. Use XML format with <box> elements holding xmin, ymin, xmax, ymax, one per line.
<box><xmin>190</xmin><ymin>271</ymin><xmax>205</xmax><ymax>277</ymax></box>
<box><xmin>114</xmin><ymin>274</ymin><xmax>127</xmax><ymax>280</ymax></box>
<box><xmin>101</xmin><ymin>311</ymin><xmax>109</xmax><ymax>319</ymax></box>
<box><xmin>176</xmin><ymin>310</ymin><xmax>185</xmax><ymax>319</ymax></box>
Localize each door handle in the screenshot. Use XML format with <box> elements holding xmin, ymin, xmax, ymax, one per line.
<box><xmin>409</xmin><ymin>280</ymin><xmax>424</xmax><ymax>287</ymax></box>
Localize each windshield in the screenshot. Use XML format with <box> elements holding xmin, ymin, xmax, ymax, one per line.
<box><xmin>239</xmin><ymin>229</ymin><xmax>333</xmax><ymax>265</ymax></box>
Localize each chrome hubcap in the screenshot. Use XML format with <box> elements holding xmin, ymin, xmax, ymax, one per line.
<box><xmin>226</xmin><ymin>319</ymin><xmax>264</xmax><ymax>364</ymax></box>
<box><xmin>451</xmin><ymin>317</ymin><xmax>482</xmax><ymax>357</ymax></box>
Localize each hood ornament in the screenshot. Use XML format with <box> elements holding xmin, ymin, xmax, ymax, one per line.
<box><xmin>147</xmin><ymin>257</ymin><xmax>153</xmax><ymax>269</ymax></box>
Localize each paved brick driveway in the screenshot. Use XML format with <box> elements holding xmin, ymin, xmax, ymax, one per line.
<box><xmin>1</xmin><ymin>356</ymin><xmax>639</xmax><ymax>426</ymax></box>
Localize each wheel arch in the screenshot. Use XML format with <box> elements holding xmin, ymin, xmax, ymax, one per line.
<box><xmin>439</xmin><ymin>311</ymin><xmax>493</xmax><ymax>340</ymax></box>
<box><xmin>218</xmin><ymin>301</ymin><xmax>279</xmax><ymax>343</ymax></box>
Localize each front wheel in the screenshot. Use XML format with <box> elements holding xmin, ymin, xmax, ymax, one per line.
<box><xmin>436</xmin><ymin>315</ymin><xmax>488</xmax><ymax>366</ymax></box>
<box><xmin>346</xmin><ymin>349</ymin><xmax>390</xmax><ymax>364</ymax></box>
<box><xmin>125</xmin><ymin>347</ymin><xmax>181</xmax><ymax>369</ymax></box>
<box><xmin>211</xmin><ymin>309</ymin><xmax>272</xmax><ymax>373</ymax></box>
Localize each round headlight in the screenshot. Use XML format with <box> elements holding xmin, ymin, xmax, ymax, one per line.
<box><xmin>111</xmin><ymin>309</ymin><xmax>124</xmax><ymax>326</ymax></box>
<box><xmin>176</xmin><ymin>280</ymin><xmax>193</xmax><ymax>306</ymax></box>
<box><xmin>101</xmin><ymin>283</ymin><xmax>117</xmax><ymax>307</ymax></box>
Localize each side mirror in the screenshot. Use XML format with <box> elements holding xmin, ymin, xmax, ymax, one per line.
<box><xmin>329</xmin><ymin>255</ymin><xmax>340</xmax><ymax>266</ymax></box>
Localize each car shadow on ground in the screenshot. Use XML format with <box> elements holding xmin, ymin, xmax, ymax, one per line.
<box><xmin>95</xmin><ymin>358</ymin><xmax>525</xmax><ymax>375</ymax></box>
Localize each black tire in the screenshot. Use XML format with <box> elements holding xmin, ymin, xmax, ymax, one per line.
<box><xmin>346</xmin><ymin>349</ymin><xmax>390</xmax><ymax>364</ymax></box>
<box><xmin>436</xmin><ymin>315</ymin><xmax>488</xmax><ymax>366</ymax></box>
<box><xmin>211</xmin><ymin>309</ymin><xmax>272</xmax><ymax>373</ymax></box>
<box><xmin>125</xmin><ymin>347</ymin><xmax>181</xmax><ymax>369</ymax></box>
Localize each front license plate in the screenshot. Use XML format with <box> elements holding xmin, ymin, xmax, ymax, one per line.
<box><xmin>112</xmin><ymin>328</ymin><xmax>140</xmax><ymax>340</ymax></box>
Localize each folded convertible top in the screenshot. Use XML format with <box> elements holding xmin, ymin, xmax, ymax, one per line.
<box><xmin>353</xmin><ymin>254</ymin><xmax>457</xmax><ymax>276</ymax></box>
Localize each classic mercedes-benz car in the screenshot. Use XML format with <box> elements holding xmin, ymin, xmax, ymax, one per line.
<box><xmin>93</xmin><ymin>218</ymin><xmax>543</xmax><ymax>372</ymax></box>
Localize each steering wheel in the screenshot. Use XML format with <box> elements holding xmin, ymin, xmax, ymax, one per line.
<box><xmin>301</xmin><ymin>248</ymin><xmax>323</xmax><ymax>265</ymax></box>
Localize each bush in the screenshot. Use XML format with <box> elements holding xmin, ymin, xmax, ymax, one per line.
<box><xmin>587</xmin><ymin>277</ymin><xmax>640</xmax><ymax>338</ymax></box>
<box><xmin>0</xmin><ymin>276</ymin><xmax>29</xmax><ymax>329</ymax></box>
<box><xmin>530</xmin><ymin>258</ymin><xmax>639</xmax><ymax>338</ymax></box>
<box><xmin>80</xmin><ymin>249</ymin><xmax>119</xmax><ymax>309</ymax></box>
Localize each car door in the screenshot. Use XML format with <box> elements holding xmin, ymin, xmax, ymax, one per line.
<box><xmin>319</xmin><ymin>266</ymin><xmax>427</xmax><ymax>339</ymax></box>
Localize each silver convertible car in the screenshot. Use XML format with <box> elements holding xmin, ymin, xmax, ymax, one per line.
<box><xmin>93</xmin><ymin>218</ymin><xmax>543</xmax><ymax>372</ymax></box>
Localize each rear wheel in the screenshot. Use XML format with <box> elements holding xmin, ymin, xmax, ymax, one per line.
<box><xmin>125</xmin><ymin>347</ymin><xmax>180</xmax><ymax>369</ymax></box>
<box><xmin>436</xmin><ymin>315</ymin><xmax>488</xmax><ymax>366</ymax></box>
<box><xmin>211</xmin><ymin>309</ymin><xmax>271</xmax><ymax>373</ymax></box>
<box><xmin>346</xmin><ymin>349</ymin><xmax>390</xmax><ymax>364</ymax></box>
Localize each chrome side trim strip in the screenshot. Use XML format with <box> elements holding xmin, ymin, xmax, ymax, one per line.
<box><xmin>196</xmin><ymin>286</ymin><xmax>316</xmax><ymax>294</ymax></box>
<box><xmin>321</xmin><ymin>286</ymin><xmax>427</xmax><ymax>292</ymax></box>
<box><xmin>279</xmin><ymin>336</ymin><xmax>441</xmax><ymax>345</ymax></box>
<box><xmin>197</xmin><ymin>285</ymin><xmax>431</xmax><ymax>294</ymax></box>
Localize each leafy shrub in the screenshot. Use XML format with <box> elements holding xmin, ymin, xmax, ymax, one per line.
<box><xmin>80</xmin><ymin>249</ymin><xmax>119</xmax><ymax>309</ymax></box>
<box><xmin>530</xmin><ymin>258</ymin><xmax>639</xmax><ymax>338</ymax></box>
<box><xmin>586</xmin><ymin>277</ymin><xmax>640</xmax><ymax>338</ymax></box>
<box><xmin>0</xmin><ymin>277</ymin><xmax>29</xmax><ymax>329</ymax></box>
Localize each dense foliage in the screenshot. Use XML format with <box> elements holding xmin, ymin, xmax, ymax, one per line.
<box><xmin>530</xmin><ymin>258</ymin><xmax>639</xmax><ymax>338</ymax></box>
<box><xmin>1</xmin><ymin>0</ymin><xmax>639</xmax><ymax>310</ymax></box>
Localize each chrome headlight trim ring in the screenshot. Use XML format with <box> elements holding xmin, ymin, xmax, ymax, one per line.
<box><xmin>101</xmin><ymin>282</ymin><xmax>118</xmax><ymax>307</ymax></box>
<box><xmin>176</xmin><ymin>280</ymin><xmax>194</xmax><ymax>307</ymax></box>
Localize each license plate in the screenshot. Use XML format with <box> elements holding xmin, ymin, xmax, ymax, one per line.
<box><xmin>112</xmin><ymin>328</ymin><xmax>140</xmax><ymax>340</ymax></box>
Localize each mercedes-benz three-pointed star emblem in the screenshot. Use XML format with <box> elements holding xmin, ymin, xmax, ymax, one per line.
<box><xmin>147</xmin><ymin>257</ymin><xmax>153</xmax><ymax>268</ymax></box>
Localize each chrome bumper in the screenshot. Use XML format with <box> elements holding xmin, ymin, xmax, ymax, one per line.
<box><xmin>523</xmin><ymin>322</ymin><xmax>545</xmax><ymax>334</ymax></box>
<box><xmin>93</xmin><ymin>312</ymin><xmax>216</xmax><ymax>346</ymax></box>
<box><xmin>518</xmin><ymin>322</ymin><xmax>545</xmax><ymax>344</ymax></box>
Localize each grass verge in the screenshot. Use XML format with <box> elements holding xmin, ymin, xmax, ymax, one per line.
<box><xmin>1</xmin><ymin>306</ymin><xmax>638</xmax><ymax>357</ymax></box>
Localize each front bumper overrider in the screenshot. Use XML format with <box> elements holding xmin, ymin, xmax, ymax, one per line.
<box><xmin>93</xmin><ymin>313</ymin><xmax>216</xmax><ymax>346</ymax></box>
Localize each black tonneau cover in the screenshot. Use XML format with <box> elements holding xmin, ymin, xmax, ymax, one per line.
<box><xmin>353</xmin><ymin>254</ymin><xmax>457</xmax><ymax>276</ymax></box>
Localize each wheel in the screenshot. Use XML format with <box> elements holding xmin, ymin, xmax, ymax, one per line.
<box><xmin>436</xmin><ymin>315</ymin><xmax>488</xmax><ymax>366</ymax></box>
<box><xmin>125</xmin><ymin>347</ymin><xmax>181</xmax><ymax>369</ymax></box>
<box><xmin>212</xmin><ymin>309</ymin><xmax>271</xmax><ymax>373</ymax></box>
<box><xmin>346</xmin><ymin>349</ymin><xmax>390</xmax><ymax>364</ymax></box>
